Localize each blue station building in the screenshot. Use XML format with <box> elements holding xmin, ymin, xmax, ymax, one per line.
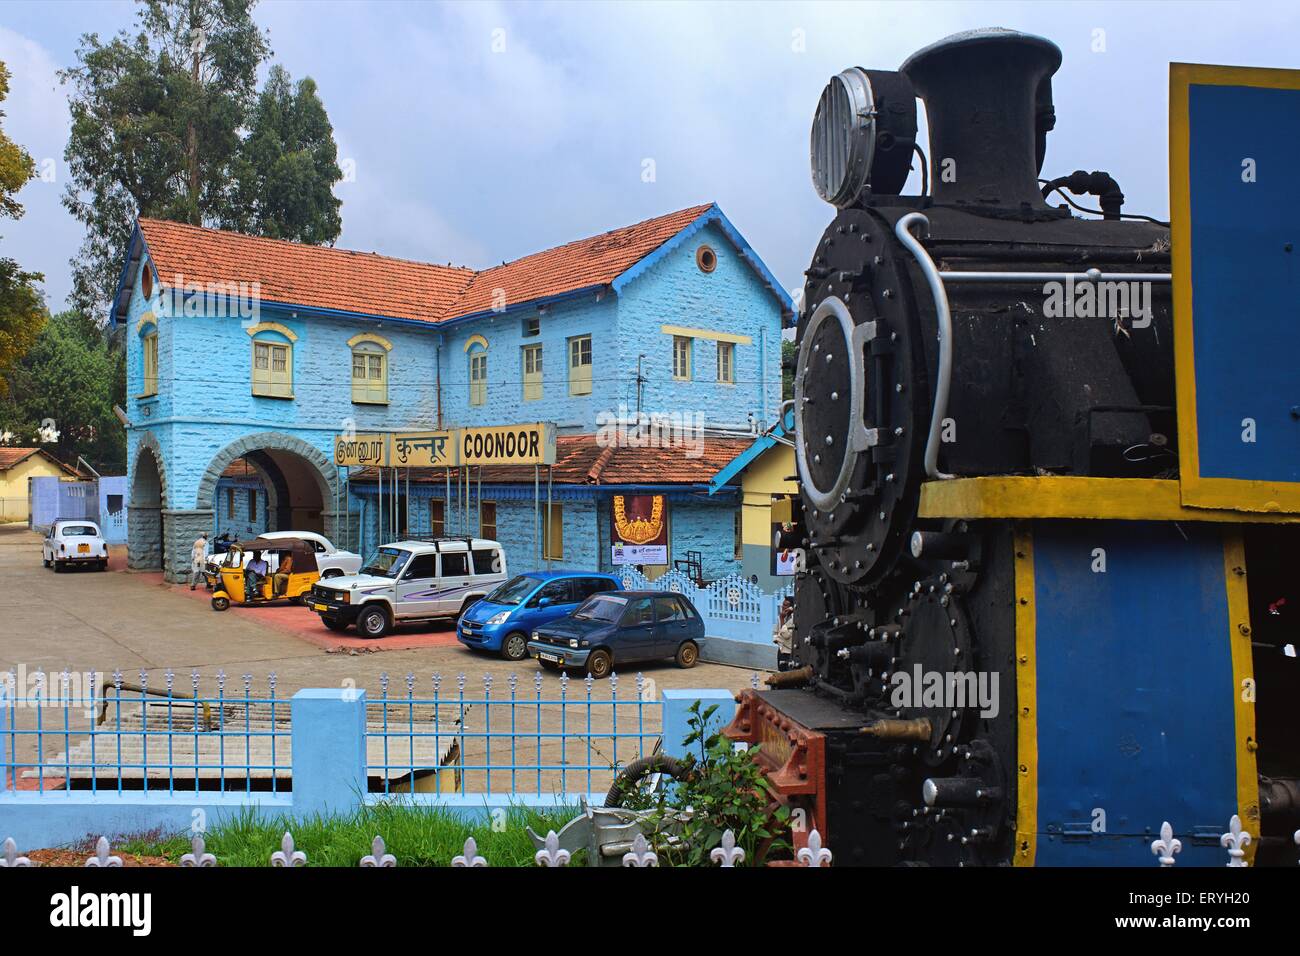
<box><xmin>112</xmin><ymin>204</ymin><xmax>793</xmax><ymax>583</ymax></box>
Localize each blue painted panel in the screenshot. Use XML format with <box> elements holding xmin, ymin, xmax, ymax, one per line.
<box><xmin>1187</xmin><ymin>83</ymin><xmax>1300</xmax><ymax>483</ymax></box>
<box><xmin>1032</xmin><ymin>521</ymin><xmax>1238</xmax><ymax>866</ymax></box>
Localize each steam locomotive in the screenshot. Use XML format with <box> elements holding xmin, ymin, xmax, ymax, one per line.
<box><xmin>725</xmin><ymin>28</ymin><xmax>1300</xmax><ymax>865</ymax></box>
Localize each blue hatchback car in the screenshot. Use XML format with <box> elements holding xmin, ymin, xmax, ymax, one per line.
<box><xmin>526</xmin><ymin>590</ymin><xmax>704</xmax><ymax>679</ymax></box>
<box><xmin>458</xmin><ymin>570</ymin><xmax>623</xmax><ymax>661</ymax></box>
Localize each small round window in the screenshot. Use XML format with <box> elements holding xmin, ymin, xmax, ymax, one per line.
<box><xmin>141</xmin><ymin>261</ymin><xmax>153</xmax><ymax>298</ymax></box>
<box><xmin>696</xmin><ymin>244</ymin><xmax>717</xmax><ymax>273</ymax></box>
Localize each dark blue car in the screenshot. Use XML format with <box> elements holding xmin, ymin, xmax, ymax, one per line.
<box><xmin>458</xmin><ymin>570</ymin><xmax>622</xmax><ymax>660</ymax></box>
<box><xmin>526</xmin><ymin>590</ymin><xmax>704</xmax><ymax>679</ymax></box>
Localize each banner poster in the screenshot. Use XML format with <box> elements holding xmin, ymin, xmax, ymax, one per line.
<box><xmin>610</xmin><ymin>494</ymin><xmax>668</xmax><ymax>565</ymax></box>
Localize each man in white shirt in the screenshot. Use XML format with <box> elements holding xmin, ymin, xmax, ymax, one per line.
<box><xmin>190</xmin><ymin>533</ymin><xmax>208</xmax><ymax>590</ymax></box>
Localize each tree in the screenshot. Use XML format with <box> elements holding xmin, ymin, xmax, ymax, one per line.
<box><xmin>224</xmin><ymin>65</ymin><xmax>342</xmax><ymax>243</ymax></box>
<box><xmin>60</xmin><ymin>0</ymin><xmax>281</xmax><ymax>317</ymax></box>
<box><xmin>781</xmin><ymin>338</ymin><xmax>796</xmax><ymax>401</ymax></box>
<box><xmin>0</xmin><ymin>61</ymin><xmax>46</xmax><ymax>394</ymax></box>
<box><xmin>0</xmin><ymin>310</ymin><xmax>126</xmax><ymax>474</ymax></box>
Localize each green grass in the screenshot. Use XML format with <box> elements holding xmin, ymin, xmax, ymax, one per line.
<box><xmin>115</xmin><ymin>802</ymin><xmax>586</xmax><ymax>867</ymax></box>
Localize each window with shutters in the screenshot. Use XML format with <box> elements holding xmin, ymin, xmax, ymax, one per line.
<box><xmin>429</xmin><ymin>499</ymin><xmax>445</xmax><ymax>537</ymax></box>
<box><xmin>717</xmin><ymin>341</ymin><xmax>735</xmax><ymax>384</ymax></box>
<box><xmin>522</xmin><ymin>344</ymin><xmax>543</xmax><ymax>401</ymax></box>
<box><xmin>672</xmin><ymin>336</ymin><xmax>692</xmax><ymax>381</ymax></box>
<box><xmin>252</xmin><ymin>339</ymin><xmax>293</xmax><ymax>398</ymax></box>
<box><xmin>568</xmin><ymin>335</ymin><xmax>592</xmax><ymax>396</ymax></box>
<box><xmin>480</xmin><ymin>500</ymin><xmax>497</xmax><ymax>539</ymax></box>
<box><xmin>351</xmin><ymin>344</ymin><xmax>388</xmax><ymax>404</ymax></box>
<box><xmin>469</xmin><ymin>351</ymin><xmax>488</xmax><ymax>406</ymax></box>
<box><xmin>141</xmin><ymin>330</ymin><xmax>159</xmax><ymax>397</ymax></box>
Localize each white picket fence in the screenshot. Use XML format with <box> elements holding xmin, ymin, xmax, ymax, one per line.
<box><xmin>0</xmin><ymin>829</ymin><xmax>833</xmax><ymax>868</ymax></box>
<box><xmin>617</xmin><ymin>567</ymin><xmax>793</xmax><ymax>644</ymax></box>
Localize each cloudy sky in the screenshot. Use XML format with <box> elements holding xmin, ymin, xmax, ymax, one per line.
<box><xmin>1</xmin><ymin>0</ymin><xmax>1295</xmax><ymax>314</ymax></box>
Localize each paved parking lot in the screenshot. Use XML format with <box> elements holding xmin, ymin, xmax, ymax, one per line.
<box><xmin>0</xmin><ymin>523</ymin><xmax>760</xmax><ymax>694</ymax></box>
<box><xmin>2</xmin><ymin>522</ymin><xmax>759</xmax><ymax>790</ymax></box>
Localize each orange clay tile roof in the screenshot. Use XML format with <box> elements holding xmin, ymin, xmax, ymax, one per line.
<box><xmin>444</xmin><ymin>204</ymin><xmax>713</xmax><ymax>318</ymax></box>
<box><xmin>350</xmin><ymin>433</ymin><xmax>752</xmax><ymax>486</ymax></box>
<box><xmin>137</xmin><ymin>218</ymin><xmax>474</xmax><ymax>323</ymax></box>
<box><xmin>136</xmin><ymin>204</ymin><xmax>714</xmax><ymax>325</ymax></box>
<box><xmin>0</xmin><ymin>447</ymin><xmax>80</xmax><ymax>476</ymax></box>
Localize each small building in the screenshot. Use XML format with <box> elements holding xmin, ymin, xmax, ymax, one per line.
<box><xmin>0</xmin><ymin>447</ymin><xmax>80</xmax><ymax>523</ymax></box>
<box><xmin>707</xmin><ymin>413</ymin><xmax>798</xmax><ymax>593</ymax></box>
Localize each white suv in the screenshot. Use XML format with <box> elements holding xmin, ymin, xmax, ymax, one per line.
<box><xmin>43</xmin><ymin>519</ymin><xmax>109</xmax><ymax>572</ymax></box>
<box><xmin>203</xmin><ymin>530</ymin><xmax>361</xmax><ymax>586</ymax></box>
<box><xmin>308</xmin><ymin>538</ymin><xmax>507</xmax><ymax>638</ymax></box>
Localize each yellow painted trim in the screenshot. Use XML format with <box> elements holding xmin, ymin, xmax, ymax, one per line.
<box><xmin>135</xmin><ymin>311</ymin><xmax>158</xmax><ymax>334</ymax></box>
<box><xmin>1222</xmin><ymin>531</ymin><xmax>1260</xmax><ymax>861</ymax></box>
<box><xmin>463</xmin><ymin>334</ymin><xmax>489</xmax><ymax>352</ymax></box>
<box><xmin>347</xmin><ymin>332</ymin><xmax>392</xmax><ymax>351</ymax></box>
<box><xmin>1013</xmin><ymin>523</ymin><xmax>1037</xmax><ymax>867</ymax></box>
<box><xmin>243</xmin><ymin>321</ymin><xmax>298</xmax><ymax>343</ymax></box>
<box><xmin>1170</xmin><ymin>62</ymin><xmax>1300</xmax><ymax>514</ymax></box>
<box><xmin>659</xmin><ymin>324</ymin><xmax>752</xmax><ymax>346</ymax></box>
<box><xmin>919</xmin><ymin>477</ymin><xmax>1300</xmax><ymax>524</ymax></box>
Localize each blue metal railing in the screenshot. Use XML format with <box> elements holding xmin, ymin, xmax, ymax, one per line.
<box><xmin>366</xmin><ymin>670</ymin><xmax>662</xmax><ymax>797</ymax></box>
<box><xmin>1</xmin><ymin>669</ymin><xmax>291</xmax><ymax>795</ymax></box>
<box><xmin>3</xmin><ymin>668</ymin><xmax>664</xmax><ymax>799</ymax></box>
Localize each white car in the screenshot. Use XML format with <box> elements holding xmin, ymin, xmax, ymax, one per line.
<box><xmin>307</xmin><ymin>538</ymin><xmax>507</xmax><ymax>638</ymax></box>
<box><xmin>43</xmin><ymin>519</ymin><xmax>109</xmax><ymax>572</ymax></box>
<box><xmin>203</xmin><ymin>530</ymin><xmax>361</xmax><ymax>585</ymax></box>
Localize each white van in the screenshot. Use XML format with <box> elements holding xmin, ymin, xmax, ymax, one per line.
<box><xmin>307</xmin><ymin>538</ymin><xmax>507</xmax><ymax>638</ymax></box>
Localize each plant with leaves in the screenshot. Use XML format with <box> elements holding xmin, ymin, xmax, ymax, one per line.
<box><xmin>0</xmin><ymin>61</ymin><xmax>45</xmax><ymax>395</ymax></box>
<box><xmin>60</xmin><ymin>0</ymin><xmax>268</xmax><ymax>317</ymax></box>
<box><xmin>60</xmin><ymin>1</ymin><xmax>345</xmax><ymax>319</ymax></box>
<box><xmin>640</xmin><ymin>700</ymin><xmax>789</xmax><ymax>866</ymax></box>
<box><xmin>0</xmin><ymin>310</ymin><xmax>125</xmax><ymax>474</ymax></box>
<box><xmin>224</xmin><ymin>65</ymin><xmax>342</xmax><ymax>243</ymax></box>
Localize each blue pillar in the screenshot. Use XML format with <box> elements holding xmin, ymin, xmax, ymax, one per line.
<box><xmin>0</xmin><ymin>683</ymin><xmax>8</xmax><ymax>793</ymax></box>
<box><xmin>660</xmin><ymin>688</ymin><xmax>737</xmax><ymax>761</ymax></box>
<box><xmin>291</xmin><ymin>688</ymin><xmax>367</xmax><ymax>816</ymax></box>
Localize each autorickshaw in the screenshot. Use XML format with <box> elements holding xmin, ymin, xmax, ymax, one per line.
<box><xmin>211</xmin><ymin>538</ymin><xmax>320</xmax><ymax>611</ymax></box>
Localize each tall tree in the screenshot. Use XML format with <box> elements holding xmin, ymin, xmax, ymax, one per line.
<box><xmin>60</xmin><ymin>0</ymin><xmax>271</xmax><ymax>317</ymax></box>
<box><xmin>224</xmin><ymin>65</ymin><xmax>343</xmax><ymax>243</ymax></box>
<box><xmin>0</xmin><ymin>61</ymin><xmax>45</xmax><ymax>395</ymax></box>
<box><xmin>0</xmin><ymin>310</ymin><xmax>125</xmax><ymax>473</ymax></box>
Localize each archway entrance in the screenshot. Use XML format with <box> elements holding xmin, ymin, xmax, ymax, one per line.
<box><xmin>198</xmin><ymin>432</ymin><xmax>341</xmax><ymax>543</ymax></box>
<box><xmin>127</xmin><ymin>441</ymin><xmax>167</xmax><ymax>571</ymax></box>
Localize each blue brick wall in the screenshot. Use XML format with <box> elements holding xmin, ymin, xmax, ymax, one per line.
<box><xmin>346</xmin><ymin>483</ymin><xmax>741</xmax><ymax>582</ymax></box>
<box><xmin>437</xmin><ymin>294</ymin><xmax>619</xmax><ymax>431</ymax></box>
<box><xmin>213</xmin><ymin>477</ymin><xmax>269</xmax><ymax>538</ymax></box>
<box><xmin>614</xmin><ymin>220</ymin><xmax>784</xmax><ymax>429</ymax></box>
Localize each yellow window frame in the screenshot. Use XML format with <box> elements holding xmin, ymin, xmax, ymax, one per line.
<box><xmin>522</xmin><ymin>344</ymin><xmax>544</xmax><ymax>402</ymax></box>
<box><xmin>251</xmin><ymin>338</ymin><xmax>293</xmax><ymax>398</ymax></box>
<box><xmin>568</xmin><ymin>335</ymin><xmax>592</xmax><ymax>396</ymax></box>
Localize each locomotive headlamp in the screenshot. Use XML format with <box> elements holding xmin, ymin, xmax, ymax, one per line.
<box><xmin>810</xmin><ymin>68</ymin><xmax>917</xmax><ymax>205</ymax></box>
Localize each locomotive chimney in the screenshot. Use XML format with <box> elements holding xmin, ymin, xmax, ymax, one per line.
<box><xmin>901</xmin><ymin>28</ymin><xmax>1062</xmax><ymax>213</ymax></box>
